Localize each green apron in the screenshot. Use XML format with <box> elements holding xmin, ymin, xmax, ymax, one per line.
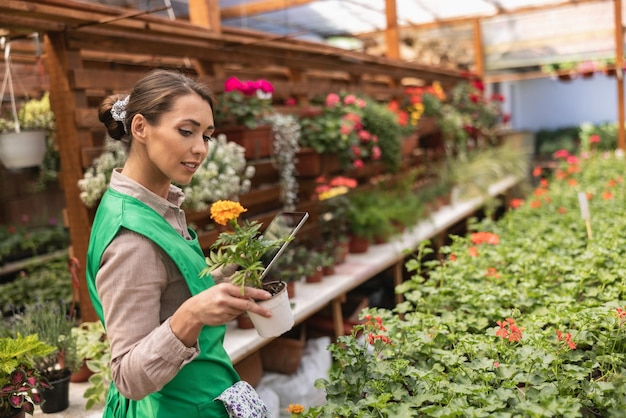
<box><xmin>86</xmin><ymin>189</ymin><xmax>239</xmax><ymax>417</ymax></box>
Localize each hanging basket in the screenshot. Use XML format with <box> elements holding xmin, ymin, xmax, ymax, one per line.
<box><xmin>0</xmin><ymin>130</ymin><xmax>47</xmax><ymax>170</ymax></box>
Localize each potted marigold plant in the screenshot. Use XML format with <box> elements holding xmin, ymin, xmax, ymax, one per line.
<box><xmin>200</xmin><ymin>200</ymin><xmax>296</xmax><ymax>337</ymax></box>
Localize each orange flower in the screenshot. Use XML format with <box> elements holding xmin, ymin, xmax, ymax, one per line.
<box><xmin>539</xmin><ymin>178</ymin><xmax>549</xmax><ymax>188</ymax></box>
<box><xmin>557</xmin><ymin>206</ymin><xmax>567</xmax><ymax>214</ymax></box>
<box><xmin>532</xmin><ymin>167</ymin><xmax>542</xmax><ymax>177</ymax></box>
<box><xmin>568</xmin><ymin>179</ymin><xmax>578</xmax><ymax>186</ymax></box>
<box><xmin>586</xmin><ymin>192</ymin><xmax>594</xmax><ymax>201</ymax></box>
<box><xmin>468</xmin><ymin>246</ymin><xmax>479</xmax><ymax>257</ymax></box>
<box><xmin>470</xmin><ymin>231</ymin><xmax>500</xmax><ymax>245</ymax></box>
<box><xmin>486</xmin><ymin>267</ymin><xmax>501</xmax><ymax>279</ymax></box>
<box><xmin>510</xmin><ymin>198</ymin><xmax>524</xmax><ymax>209</ymax></box>
<box><xmin>287</xmin><ymin>404</ymin><xmax>305</xmax><ymax>414</ymax></box>
<box><xmin>530</xmin><ymin>200</ymin><xmax>541</xmax><ymax>209</ymax></box>
<box><xmin>603</xmin><ymin>191</ymin><xmax>614</xmax><ymax>200</ymax></box>
<box><xmin>210</xmin><ymin>200</ymin><xmax>247</xmax><ymax>226</ymax></box>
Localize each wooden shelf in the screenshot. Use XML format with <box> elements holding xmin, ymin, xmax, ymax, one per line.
<box><xmin>225</xmin><ymin>176</ymin><xmax>519</xmax><ymax>364</ymax></box>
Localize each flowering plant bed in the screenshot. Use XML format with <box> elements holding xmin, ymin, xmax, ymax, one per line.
<box><xmin>301</xmin><ymin>150</ymin><xmax>626</xmax><ymax>417</ymax></box>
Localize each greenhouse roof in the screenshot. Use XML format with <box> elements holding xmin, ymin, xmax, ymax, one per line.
<box><xmin>162</xmin><ymin>0</ymin><xmax>620</xmax><ymax>75</ymax></box>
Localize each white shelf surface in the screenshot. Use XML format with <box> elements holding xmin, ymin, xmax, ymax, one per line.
<box><xmin>224</xmin><ymin>176</ymin><xmax>518</xmax><ymax>363</ymax></box>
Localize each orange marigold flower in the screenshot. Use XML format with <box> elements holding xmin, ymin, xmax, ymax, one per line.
<box><xmin>532</xmin><ymin>167</ymin><xmax>542</xmax><ymax>177</ymax></box>
<box><xmin>210</xmin><ymin>200</ymin><xmax>247</xmax><ymax>226</ymax></box>
<box><xmin>567</xmin><ymin>164</ymin><xmax>579</xmax><ymax>174</ymax></box>
<box><xmin>468</xmin><ymin>246</ymin><xmax>479</xmax><ymax>257</ymax></box>
<box><xmin>557</xmin><ymin>206</ymin><xmax>567</xmax><ymax>214</ymax></box>
<box><xmin>586</xmin><ymin>192</ymin><xmax>594</xmax><ymax>201</ymax></box>
<box><xmin>534</xmin><ymin>187</ymin><xmax>547</xmax><ymax>196</ymax></box>
<box><xmin>530</xmin><ymin>200</ymin><xmax>541</xmax><ymax>209</ymax></box>
<box><xmin>607</xmin><ymin>179</ymin><xmax>617</xmax><ymax>188</ymax></box>
<box><xmin>287</xmin><ymin>404</ymin><xmax>305</xmax><ymax>414</ymax></box>
<box><xmin>449</xmin><ymin>253</ymin><xmax>457</xmax><ymax>262</ymax></box>
<box><xmin>615</xmin><ymin>307</ymin><xmax>626</xmax><ymax>319</ymax></box>
<box><xmin>540</xmin><ymin>178</ymin><xmax>549</xmax><ymax>188</ymax></box>
<box><xmin>568</xmin><ymin>179</ymin><xmax>578</xmax><ymax>186</ymax></box>
<box><xmin>603</xmin><ymin>191</ymin><xmax>614</xmax><ymax>200</ymax></box>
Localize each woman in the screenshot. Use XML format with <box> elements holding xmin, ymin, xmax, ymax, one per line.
<box><xmin>86</xmin><ymin>69</ymin><xmax>271</xmax><ymax>417</ymax></box>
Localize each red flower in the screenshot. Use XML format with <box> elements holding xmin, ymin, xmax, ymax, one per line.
<box><xmin>530</xmin><ymin>200</ymin><xmax>541</xmax><ymax>209</ymax></box>
<box><xmin>589</xmin><ymin>134</ymin><xmax>601</xmax><ymax>143</ymax></box>
<box><xmin>510</xmin><ymin>198</ymin><xmax>524</xmax><ymax>209</ymax></box>
<box><xmin>532</xmin><ymin>167</ymin><xmax>543</xmax><ymax>177</ymax></box>
<box><xmin>468</xmin><ymin>246</ymin><xmax>479</xmax><ymax>257</ymax></box>
<box><xmin>603</xmin><ymin>190</ymin><xmax>614</xmax><ymax>200</ymax></box>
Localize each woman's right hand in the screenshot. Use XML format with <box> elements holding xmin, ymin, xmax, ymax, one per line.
<box><xmin>170</xmin><ymin>283</ymin><xmax>272</xmax><ymax>346</ymax></box>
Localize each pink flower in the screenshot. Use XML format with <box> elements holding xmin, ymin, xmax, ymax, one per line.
<box><xmin>553</xmin><ymin>149</ymin><xmax>570</xmax><ymax>159</ymax></box>
<box><xmin>254</xmin><ymin>79</ymin><xmax>274</xmax><ymax>94</ymax></box>
<box><xmin>353</xmin><ymin>159</ymin><xmax>364</xmax><ymax>169</ymax></box>
<box><xmin>343</xmin><ymin>94</ymin><xmax>356</xmax><ymax>105</ymax></box>
<box><xmin>356</xmin><ymin>98</ymin><xmax>366</xmax><ymax>108</ymax></box>
<box><xmin>589</xmin><ymin>134</ymin><xmax>601</xmax><ymax>143</ymax></box>
<box><xmin>358</xmin><ymin>130</ymin><xmax>371</xmax><ymax>142</ymax></box>
<box><xmin>371</xmin><ymin>146</ymin><xmax>382</xmax><ymax>160</ymax></box>
<box><xmin>325</xmin><ymin>93</ymin><xmax>340</xmax><ymax>107</ymax></box>
<box><xmin>351</xmin><ymin>145</ymin><xmax>362</xmax><ymax>157</ymax></box>
<box><xmin>224</xmin><ymin>76</ymin><xmax>245</xmax><ymax>92</ymax></box>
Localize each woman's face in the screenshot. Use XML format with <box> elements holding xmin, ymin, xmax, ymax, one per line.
<box><xmin>130</xmin><ymin>92</ymin><xmax>214</xmax><ymax>191</ymax></box>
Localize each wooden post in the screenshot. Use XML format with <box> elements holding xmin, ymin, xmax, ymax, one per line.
<box><xmin>43</xmin><ymin>33</ymin><xmax>98</xmax><ymax>323</ymax></box>
<box><xmin>615</xmin><ymin>0</ymin><xmax>625</xmax><ymax>150</ymax></box>
<box><xmin>473</xmin><ymin>18</ymin><xmax>484</xmax><ymax>78</ymax></box>
<box><xmin>385</xmin><ymin>0</ymin><xmax>399</xmax><ymax>59</ymax></box>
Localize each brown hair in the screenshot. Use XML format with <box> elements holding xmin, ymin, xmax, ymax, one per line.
<box><xmin>98</xmin><ymin>69</ymin><xmax>215</xmax><ymax>147</ymax></box>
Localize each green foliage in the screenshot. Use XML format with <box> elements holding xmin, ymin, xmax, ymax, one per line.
<box><xmin>535</xmin><ymin>126</ymin><xmax>580</xmax><ymax>156</ymax></box>
<box><xmin>9</xmin><ymin>301</ymin><xmax>80</xmax><ymax>380</ymax></box>
<box><xmin>361</xmin><ymin>98</ymin><xmax>403</xmax><ymax>172</ymax></box>
<box><xmin>0</xmin><ymin>256</ymin><xmax>73</xmax><ymax>316</ymax></box>
<box><xmin>579</xmin><ymin>121</ymin><xmax>619</xmax><ymax>152</ymax></box>
<box><xmin>201</xmin><ymin>219</ymin><xmax>292</xmax><ymax>293</ymax></box>
<box><xmin>0</xmin><ymin>223</ymin><xmax>69</xmax><ymax>266</ymax></box>
<box><xmin>307</xmin><ymin>151</ymin><xmax>626</xmax><ymax>417</ymax></box>
<box><xmin>344</xmin><ymin>190</ymin><xmax>392</xmax><ymax>242</ymax></box>
<box><xmin>71</xmin><ymin>321</ymin><xmax>111</xmax><ymax>410</ymax></box>
<box><xmin>0</xmin><ymin>334</ymin><xmax>56</xmax><ymax>416</ymax></box>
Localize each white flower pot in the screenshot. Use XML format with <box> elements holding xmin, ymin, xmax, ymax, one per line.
<box><xmin>0</xmin><ymin>130</ymin><xmax>47</xmax><ymax>170</ymax></box>
<box><xmin>246</xmin><ymin>281</ymin><xmax>294</xmax><ymax>338</ymax></box>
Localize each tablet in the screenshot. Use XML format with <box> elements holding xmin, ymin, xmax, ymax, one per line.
<box><xmin>259</xmin><ymin>211</ymin><xmax>309</xmax><ymax>281</ymax></box>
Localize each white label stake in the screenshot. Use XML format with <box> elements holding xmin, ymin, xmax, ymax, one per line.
<box><xmin>578</xmin><ymin>191</ymin><xmax>592</xmax><ymax>239</ymax></box>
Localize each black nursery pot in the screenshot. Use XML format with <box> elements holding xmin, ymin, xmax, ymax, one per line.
<box><xmin>40</xmin><ymin>373</ymin><xmax>71</xmax><ymax>413</ymax></box>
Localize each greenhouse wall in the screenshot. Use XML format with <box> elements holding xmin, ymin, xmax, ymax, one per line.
<box><xmin>504</xmin><ymin>75</ymin><xmax>621</xmax><ymax>132</ymax></box>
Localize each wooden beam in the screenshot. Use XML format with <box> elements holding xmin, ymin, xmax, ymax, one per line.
<box><xmin>188</xmin><ymin>0</ymin><xmax>221</xmax><ymax>32</ymax></box>
<box><xmin>615</xmin><ymin>0</ymin><xmax>625</xmax><ymax>150</ymax></box>
<box><xmin>220</xmin><ymin>0</ymin><xmax>317</xmax><ymax>19</ymax></box>
<box><xmin>385</xmin><ymin>0</ymin><xmax>399</xmax><ymax>59</ymax></box>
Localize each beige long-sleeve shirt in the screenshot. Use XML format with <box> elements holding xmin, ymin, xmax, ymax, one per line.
<box><xmin>95</xmin><ymin>169</ymin><xmax>200</xmax><ymax>400</ymax></box>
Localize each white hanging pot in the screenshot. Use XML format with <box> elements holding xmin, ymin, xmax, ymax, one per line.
<box><xmin>246</xmin><ymin>281</ymin><xmax>294</xmax><ymax>338</ymax></box>
<box><xmin>0</xmin><ymin>130</ymin><xmax>47</xmax><ymax>170</ymax></box>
